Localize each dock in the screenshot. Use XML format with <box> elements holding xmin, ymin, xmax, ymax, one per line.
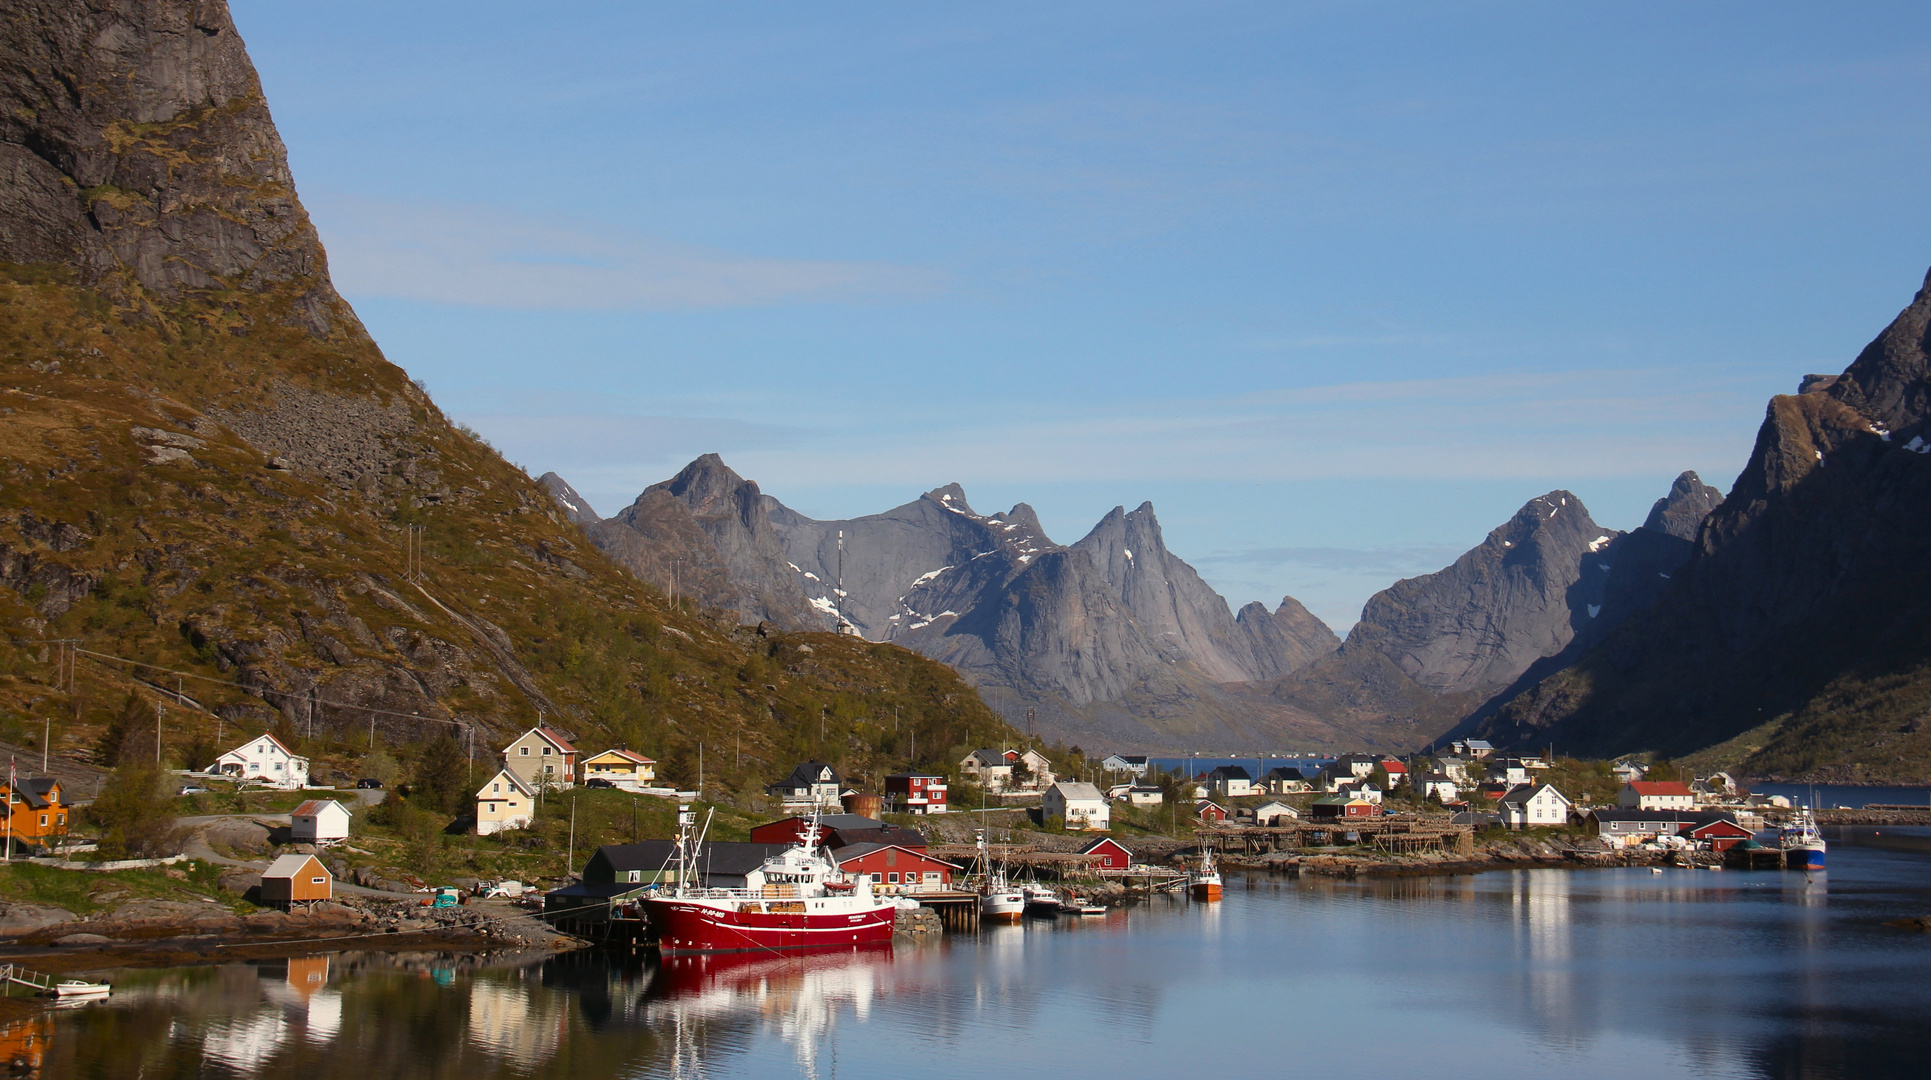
<box><xmin>1196</xmin><ymin>815</ymin><xmax>1475</xmax><ymax>856</ymax></box>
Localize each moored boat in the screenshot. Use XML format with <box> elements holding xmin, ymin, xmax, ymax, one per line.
<box><xmin>644</xmin><ymin>807</ymin><xmax>897</xmax><ymax>955</ymax></box>
<box><xmin>1022</xmin><ymin>882</ymin><xmax>1062</xmax><ymax>918</ymax></box>
<box><xmin>49</xmin><ymin>980</ymin><xmax>110</xmax><ymax>998</ymax></box>
<box><xmin>1780</xmin><ymin>808</ymin><xmax>1827</xmax><ymax>871</ymax></box>
<box><xmin>1189</xmin><ymin>846</ymin><xmax>1223</xmax><ymax>902</ymax></box>
<box><xmin>976</xmin><ymin>830</ymin><xmax>1024</xmax><ymax>923</ymax></box>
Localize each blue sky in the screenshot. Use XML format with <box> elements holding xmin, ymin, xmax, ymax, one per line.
<box><xmin>234</xmin><ymin>1</ymin><xmax>1931</xmax><ymax>630</ymax></box>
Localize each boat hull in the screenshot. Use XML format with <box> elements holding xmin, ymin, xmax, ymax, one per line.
<box><xmin>982</xmin><ymin>892</ymin><xmax>1024</xmax><ymax>923</ymax></box>
<box><xmin>647</xmin><ymin>897</ymin><xmax>897</xmax><ymax>955</ymax></box>
<box><xmin>1190</xmin><ymin>881</ymin><xmax>1222</xmax><ymax>902</ymax></box>
<box><xmin>1784</xmin><ymin>844</ymin><xmax>1826</xmax><ymax>871</ymax></box>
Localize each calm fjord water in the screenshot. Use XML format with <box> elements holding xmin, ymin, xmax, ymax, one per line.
<box><xmin>32</xmin><ymin>830</ymin><xmax>1931</xmax><ymax>1079</ymax></box>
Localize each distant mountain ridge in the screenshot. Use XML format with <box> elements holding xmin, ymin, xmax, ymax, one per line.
<box><xmin>562</xmin><ymin>459</ymin><xmax>1343</xmax><ymax>749</ymax></box>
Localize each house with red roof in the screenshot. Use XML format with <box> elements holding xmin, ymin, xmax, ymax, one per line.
<box><xmin>1079</xmin><ymin>836</ymin><xmax>1134</xmax><ymax>870</ymax></box>
<box><xmin>503</xmin><ymin>726</ymin><xmax>579</xmax><ymax>789</ymax></box>
<box><xmin>290</xmin><ymin>799</ymin><xmax>351</xmax><ymax>845</ymax></box>
<box><xmin>1618</xmin><ymin>781</ymin><xmax>1695</xmax><ymax>811</ymax></box>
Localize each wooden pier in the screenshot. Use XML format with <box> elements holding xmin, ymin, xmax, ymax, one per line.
<box><xmin>915</xmin><ymin>891</ymin><xmax>982</xmax><ymax>932</ymax></box>
<box><xmin>1196</xmin><ymin>815</ymin><xmax>1475</xmax><ymax>857</ymax></box>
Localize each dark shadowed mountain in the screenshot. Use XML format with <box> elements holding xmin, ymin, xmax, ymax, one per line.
<box><xmin>1476</xmin><ymin>268</ymin><xmax>1931</xmax><ymax>781</ymax></box>
<box><xmin>1272</xmin><ymin>480</ymin><xmax>1720</xmax><ymax>742</ymax></box>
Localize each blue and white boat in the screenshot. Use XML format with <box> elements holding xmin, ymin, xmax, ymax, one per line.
<box><xmin>1780</xmin><ymin>808</ymin><xmax>1826</xmax><ymax>871</ymax></box>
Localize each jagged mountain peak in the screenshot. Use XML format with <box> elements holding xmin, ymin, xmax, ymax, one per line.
<box><xmin>1642</xmin><ymin>470</ymin><xmax>1723</xmax><ymax>540</ymax></box>
<box><xmin>923</xmin><ymin>483</ymin><xmax>977</xmax><ymax>515</ymax></box>
<box><xmin>648</xmin><ymin>453</ymin><xmax>756</xmax><ymax>515</ymax></box>
<box><xmin>989</xmin><ymin>502</ymin><xmax>1050</xmax><ymax>544</ymax></box>
<box><xmin>538</xmin><ymin>472</ymin><xmax>600</xmax><ymax>526</ymax></box>
<box><xmin>1826</xmin><ymin>265</ymin><xmax>1931</xmax><ymax>430</ymax></box>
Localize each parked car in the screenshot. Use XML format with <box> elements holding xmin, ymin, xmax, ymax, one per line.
<box><xmin>355</xmin><ymin>778</ymin><xmax>384</xmax><ymax>789</ymax></box>
<box><xmin>178</xmin><ymin>784</ymin><xmax>207</xmax><ymax>796</ymax></box>
<box><xmin>584</xmin><ymin>778</ymin><xmax>616</xmax><ymax>789</ymax></box>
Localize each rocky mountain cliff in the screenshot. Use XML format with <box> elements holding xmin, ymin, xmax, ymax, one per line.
<box><xmin>1477</xmin><ymin>268</ymin><xmax>1931</xmax><ymax>780</ymax></box>
<box><xmin>567</xmin><ymin>459</ymin><xmax>1343</xmax><ymax>749</ymax></box>
<box><xmin>0</xmin><ymin>0</ymin><xmax>1020</xmax><ymax>792</ymax></box>
<box><xmin>584</xmin><ymin>455</ymin><xmax>826</xmax><ymax>632</ymax></box>
<box><xmin>1273</xmin><ymin>479</ymin><xmax>1721</xmax><ymax>743</ymax></box>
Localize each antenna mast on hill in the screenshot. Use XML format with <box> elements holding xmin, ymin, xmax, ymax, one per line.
<box><xmin>834</xmin><ymin>530</ymin><xmax>855</xmax><ymax>636</ymax></box>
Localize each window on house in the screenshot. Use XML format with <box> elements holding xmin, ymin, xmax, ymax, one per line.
<box><xmin>311</xmin><ymin>877</ymin><xmax>327</xmax><ymax>884</ymax></box>
<box><xmin>924</xmin><ymin>872</ymin><xmax>940</xmax><ymax>882</ymax></box>
<box><xmin>870</xmin><ymin>873</ymin><xmax>882</xmax><ymax>883</ymax></box>
<box><xmin>38</xmin><ymin>815</ymin><xmax>46</xmax><ymax>827</ymax></box>
<box><xmin>56</xmin><ymin>814</ymin><xmax>64</xmax><ymax>825</ymax></box>
<box><xmin>543</xmin><ymin>746</ymin><xmax>552</xmax><ymax>755</ymax></box>
<box><xmin>887</xmin><ymin>873</ymin><xmax>900</xmax><ymax>883</ymax></box>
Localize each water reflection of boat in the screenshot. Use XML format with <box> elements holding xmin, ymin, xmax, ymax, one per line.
<box><xmin>643</xmin><ymin>944</ymin><xmax>894</xmax><ymax>1078</ymax></box>
<box><xmin>1781</xmin><ymin>809</ymin><xmax>1827</xmax><ymax>871</ymax></box>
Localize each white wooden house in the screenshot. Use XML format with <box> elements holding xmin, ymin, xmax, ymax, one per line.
<box><xmin>290</xmin><ymin>799</ymin><xmax>351</xmax><ymax>845</ymax></box>
<box><xmin>1042</xmin><ymin>781</ymin><xmax>1109</xmax><ymax>830</ymax></box>
<box><xmin>212</xmin><ymin>734</ymin><xmax>310</xmax><ymax>790</ymax></box>
<box><xmin>1498</xmin><ymin>783</ymin><xmax>1573</xmax><ymax>829</ymax></box>
<box><xmin>1250</xmin><ymin>799</ymin><xmax>1300</xmax><ymax>826</ymax></box>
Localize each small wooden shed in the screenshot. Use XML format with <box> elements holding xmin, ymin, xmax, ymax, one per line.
<box><xmin>290</xmin><ymin>799</ymin><xmax>352</xmax><ymax>845</ymax></box>
<box><xmin>261</xmin><ymin>853</ymin><xmax>332</xmax><ymax>909</ymax></box>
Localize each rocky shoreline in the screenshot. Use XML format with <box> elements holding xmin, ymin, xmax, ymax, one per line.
<box><xmin>0</xmin><ymin>894</ymin><xmax>579</xmax><ymax>972</ymax></box>
<box><xmin>1215</xmin><ymin>836</ymin><xmax>1722</xmax><ymax>878</ymax></box>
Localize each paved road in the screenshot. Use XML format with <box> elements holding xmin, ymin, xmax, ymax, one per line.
<box><xmin>175</xmin><ymin>812</ymin><xmax>422</xmax><ymax>899</ymax></box>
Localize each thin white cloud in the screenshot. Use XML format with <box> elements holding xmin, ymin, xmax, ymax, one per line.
<box><xmin>309</xmin><ymin>195</ymin><xmax>946</xmax><ymax>310</ymax></box>
<box><xmin>728</xmin><ymin>365</ymin><xmax>1783</xmax><ymax>488</ymax></box>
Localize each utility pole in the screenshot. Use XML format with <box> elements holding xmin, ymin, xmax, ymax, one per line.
<box><xmin>698</xmin><ymin>742</ymin><xmax>704</xmax><ymax>800</ymax></box>
<box><xmin>567</xmin><ymin>795</ymin><xmax>577</xmax><ymax>882</ymax></box>
<box><xmin>156</xmin><ymin>702</ymin><xmax>164</xmax><ymax>766</ymax></box>
<box><xmin>41</xmin><ymin>716</ymin><xmax>50</xmax><ymax>775</ymax></box>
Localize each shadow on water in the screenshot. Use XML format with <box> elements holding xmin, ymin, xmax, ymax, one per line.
<box><xmin>13</xmin><ymin>843</ymin><xmax>1931</xmax><ymax>1079</ymax></box>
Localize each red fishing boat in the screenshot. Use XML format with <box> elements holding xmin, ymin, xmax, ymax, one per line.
<box><xmin>645</xmin><ymin>808</ymin><xmax>899</xmax><ymax>955</ymax></box>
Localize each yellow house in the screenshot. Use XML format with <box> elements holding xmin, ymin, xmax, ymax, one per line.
<box><xmin>475</xmin><ymin>769</ymin><xmax>537</xmax><ymax>836</ymax></box>
<box><xmin>581</xmin><ymin>749</ymin><xmax>656</xmax><ymax>790</ymax></box>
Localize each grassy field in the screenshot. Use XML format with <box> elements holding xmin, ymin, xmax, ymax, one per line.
<box><xmin>0</xmin><ymin>860</ymin><xmax>245</xmax><ymax>915</ymax></box>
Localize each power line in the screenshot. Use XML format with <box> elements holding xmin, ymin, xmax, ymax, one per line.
<box><xmin>8</xmin><ymin>642</ymin><xmax>472</xmax><ymax>729</ymax></box>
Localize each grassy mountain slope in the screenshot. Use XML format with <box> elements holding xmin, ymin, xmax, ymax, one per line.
<box><xmin>0</xmin><ymin>1</ymin><xmax>1022</xmax><ymax>797</ymax></box>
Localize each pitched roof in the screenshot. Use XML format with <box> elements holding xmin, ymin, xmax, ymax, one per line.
<box><xmin>586</xmin><ymin>748</ymin><xmax>655</xmax><ymax>764</ymax></box>
<box><xmin>590</xmin><ymin>840</ymin><xmax>789</xmax><ymax>876</ymax></box>
<box><xmin>1208</xmin><ymin>765</ymin><xmax>1252</xmax><ymax>781</ymax></box>
<box><xmin>1078</xmin><ymin>837</ymin><xmax>1133</xmax><ymax>857</ymax></box>
<box><xmin>828</xmin><ymin>843</ymin><xmax>960</xmax><ymax>868</ymax></box>
<box><xmin>1049</xmin><ymin>781</ymin><xmax>1105</xmax><ymax>800</ymax></box>
<box><xmin>1106</xmin><ymin>754</ymin><xmax>1148</xmax><ymax>765</ymax></box>
<box><xmin>291</xmin><ymin>799</ymin><xmax>347</xmax><ymax>817</ymax></box>
<box><xmin>777</xmin><ymin>760</ymin><xmax>839</xmax><ymax>787</ymax></box>
<box><xmin>965</xmin><ymin>749</ymin><xmax>1008</xmax><ymax>767</ymax></box>
<box><xmin>1589</xmin><ymin>809</ymin><xmax>1736</xmax><ymax>825</ymax></box>
<box><xmin>225</xmin><ymin>733</ymin><xmax>297</xmax><ymax>758</ymax></box>
<box><xmin>1628</xmin><ymin>781</ymin><xmax>1694</xmax><ymax>797</ymax></box>
<box><xmin>263</xmin><ymin>853</ymin><xmax>326</xmax><ymax>879</ymax></box>
<box><xmin>1497</xmin><ymin>783</ymin><xmax>1570</xmax><ymax>807</ymax></box>
<box><xmin>1382</xmin><ymin>760</ymin><xmax>1408</xmax><ymax>772</ymax></box>
<box><xmin>1263</xmin><ymin>767</ymin><xmax>1306</xmax><ymax>781</ymax></box>
<box><xmin>535</xmin><ymin>726</ymin><xmax>578</xmax><ymax>754</ymax></box>
<box><xmin>476</xmin><ymin>768</ymin><xmax>537</xmax><ymax>799</ymax></box>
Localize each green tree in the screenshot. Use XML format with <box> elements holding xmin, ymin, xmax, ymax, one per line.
<box><xmin>86</xmin><ymin>763</ymin><xmax>183</xmax><ymax>859</ymax></box>
<box><xmin>409</xmin><ymin>733</ymin><xmax>469</xmax><ymax>815</ymax></box>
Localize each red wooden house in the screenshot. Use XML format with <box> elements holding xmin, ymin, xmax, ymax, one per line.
<box><xmin>1195</xmin><ymin>800</ymin><xmax>1229</xmax><ymax>824</ymax></box>
<box><xmin>1687</xmin><ymin>818</ymin><xmax>1754</xmax><ymax>852</ymax></box>
<box><xmin>828</xmin><ymin>843</ymin><xmax>959</xmax><ymax>893</ymax></box>
<box><xmin>1078</xmin><ymin>837</ymin><xmax>1133</xmax><ymax>870</ymax></box>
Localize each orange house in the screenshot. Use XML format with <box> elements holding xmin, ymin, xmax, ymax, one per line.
<box><xmin>261</xmin><ymin>854</ymin><xmax>333</xmax><ymax>909</ymax></box>
<box><xmin>0</xmin><ymin>779</ymin><xmax>68</xmax><ymax>851</ymax></box>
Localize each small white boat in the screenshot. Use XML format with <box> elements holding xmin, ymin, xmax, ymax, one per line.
<box><xmin>1071</xmin><ymin>901</ymin><xmax>1108</xmax><ymax>916</ymax></box>
<box><xmin>50</xmin><ymin>980</ymin><xmax>110</xmax><ymax>998</ymax></box>
<box><xmin>1022</xmin><ymin>883</ymin><xmax>1062</xmax><ymax>918</ymax></box>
